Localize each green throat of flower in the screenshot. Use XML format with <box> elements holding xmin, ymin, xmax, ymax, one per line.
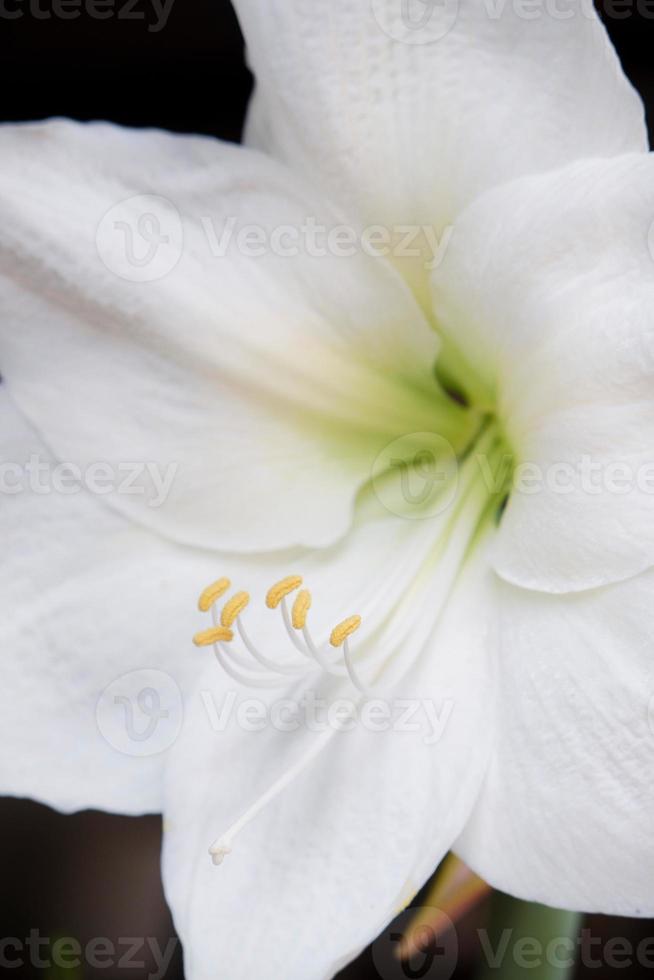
<box><xmin>190</xmin><ymin>355</ymin><xmax>512</xmax><ymax>867</ymax></box>
<box><xmin>193</xmin><ymin>348</ymin><xmax>513</xmax><ymax>700</ymax></box>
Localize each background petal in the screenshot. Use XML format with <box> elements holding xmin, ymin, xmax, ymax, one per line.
<box><xmin>432</xmin><ymin>153</ymin><xmax>654</xmax><ymax>592</ymax></box>
<box><xmin>456</xmin><ymin>569</ymin><xmax>654</xmax><ymax>916</ymax></box>
<box><xmin>0</xmin><ymin>386</ymin><xmax>223</xmax><ymax>814</ymax></box>
<box><xmin>235</xmin><ymin>0</ymin><xmax>645</xmax><ymax>300</ymax></box>
<box><xmin>0</xmin><ymin>118</ymin><xmax>450</xmax><ymax>554</ymax></box>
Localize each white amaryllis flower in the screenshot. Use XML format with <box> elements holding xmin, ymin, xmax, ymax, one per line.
<box><xmin>1</xmin><ymin>2</ymin><xmax>654</xmax><ymax>977</ymax></box>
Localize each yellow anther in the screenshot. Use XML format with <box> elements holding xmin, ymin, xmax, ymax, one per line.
<box><xmin>330</xmin><ymin>615</ymin><xmax>362</xmax><ymax>648</ymax></box>
<box><xmin>291</xmin><ymin>590</ymin><xmax>312</xmax><ymax>630</ymax></box>
<box><xmin>265</xmin><ymin>575</ymin><xmax>303</xmax><ymax>609</ymax></box>
<box><xmin>193</xmin><ymin>626</ymin><xmax>234</xmax><ymax>647</ymax></box>
<box><xmin>221</xmin><ymin>592</ymin><xmax>250</xmax><ymax>628</ymax></box>
<box><xmin>198</xmin><ymin>578</ymin><xmax>231</xmax><ymax>612</ymax></box>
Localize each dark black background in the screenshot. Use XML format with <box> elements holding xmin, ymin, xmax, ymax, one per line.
<box><xmin>0</xmin><ymin>0</ymin><xmax>252</xmax><ymax>140</ymax></box>
<box><xmin>0</xmin><ymin>1</ymin><xmax>653</xmax><ymax>978</ymax></box>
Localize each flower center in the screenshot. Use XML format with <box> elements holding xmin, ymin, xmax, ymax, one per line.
<box><xmin>191</xmin><ymin>374</ymin><xmax>512</xmax><ymax>865</ymax></box>
<box><xmin>193</xmin><ymin>412</ymin><xmax>510</xmax><ymax>702</ymax></box>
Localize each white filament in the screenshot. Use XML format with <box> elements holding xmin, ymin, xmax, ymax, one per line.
<box><xmin>236</xmin><ymin>618</ymin><xmax>309</xmax><ymax>676</ymax></box>
<box><xmin>213</xmin><ymin>642</ymin><xmax>289</xmax><ymax>690</ymax></box>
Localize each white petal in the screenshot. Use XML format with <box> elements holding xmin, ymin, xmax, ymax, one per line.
<box><xmin>162</xmin><ymin>527</ymin><xmax>497</xmax><ymax>979</ymax></box>
<box><xmin>235</xmin><ymin>0</ymin><xmax>645</xmax><ymax>252</ymax></box>
<box><xmin>0</xmin><ymin>386</ymin><xmax>224</xmax><ymax>814</ymax></box>
<box><xmin>456</xmin><ymin>570</ymin><xmax>654</xmax><ymax>916</ymax></box>
<box><xmin>432</xmin><ymin>153</ymin><xmax>654</xmax><ymax>592</ymax></box>
<box><xmin>0</xmin><ymin>118</ymin><xmax>449</xmax><ymax>554</ymax></box>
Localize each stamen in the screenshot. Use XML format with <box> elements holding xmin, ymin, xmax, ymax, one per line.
<box><xmin>193</xmin><ymin>626</ymin><xmax>234</xmax><ymax>647</ymax></box>
<box><xmin>198</xmin><ymin>577</ymin><xmax>231</xmax><ymax>612</ymax></box>
<box><xmin>342</xmin><ymin>637</ymin><xmax>370</xmax><ymax>696</ymax></box>
<box><xmin>301</xmin><ymin>624</ymin><xmax>347</xmax><ymax>676</ymax></box>
<box><xmin>236</xmin><ymin>618</ymin><xmax>310</xmax><ymax>676</ymax></box>
<box><xmin>330</xmin><ymin>615</ymin><xmax>362</xmax><ymax>648</ymax></box>
<box><xmin>281</xmin><ymin>594</ymin><xmax>313</xmax><ymax>656</ymax></box>
<box><xmin>266</xmin><ymin>575</ymin><xmax>302</xmax><ymax>609</ymax></box>
<box><xmin>213</xmin><ymin>639</ymin><xmax>290</xmax><ymax>689</ymax></box>
<box><xmin>291</xmin><ymin>589</ymin><xmax>312</xmax><ymax>629</ymax></box>
<box><xmin>221</xmin><ymin>591</ymin><xmax>250</xmax><ymax>627</ymax></box>
<box><xmin>284</xmin><ymin>590</ymin><xmax>354</xmax><ymax>678</ymax></box>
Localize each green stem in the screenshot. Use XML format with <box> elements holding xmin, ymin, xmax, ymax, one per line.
<box><xmin>475</xmin><ymin>894</ymin><xmax>582</xmax><ymax>980</ymax></box>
